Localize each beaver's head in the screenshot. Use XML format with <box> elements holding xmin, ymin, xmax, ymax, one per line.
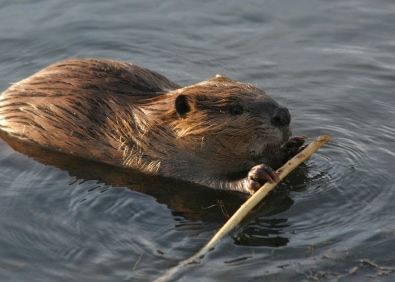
<box><xmin>169</xmin><ymin>75</ymin><xmax>292</xmax><ymax>171</ymax></box>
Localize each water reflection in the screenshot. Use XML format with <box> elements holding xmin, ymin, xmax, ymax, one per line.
<box><xmin>0</xmin><ymin>131</ymin><xmax>307</xmax><ymax>247</ymax></box>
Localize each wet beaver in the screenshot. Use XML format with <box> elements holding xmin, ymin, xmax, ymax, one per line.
<box><xmin>0</xmin><ymin>58</ymin><xmax>305</xmax><ymax>194</ymax></box>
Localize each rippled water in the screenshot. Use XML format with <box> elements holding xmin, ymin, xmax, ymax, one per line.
<box><xmin>1</xmin><ymin>0</ymin><xmax>395</xmax><ymax>281</ymax></box>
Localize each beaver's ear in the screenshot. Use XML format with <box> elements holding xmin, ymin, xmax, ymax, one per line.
<box><xmin>175</xmin><ymin>95</ymin><xmax>191</xmax><ymax>117</ymax></box>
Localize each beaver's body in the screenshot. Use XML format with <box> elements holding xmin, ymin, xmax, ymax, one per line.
<box><xmin>0</xmin><ymin>58</ymin><xmax>304</xmax><ymax>194</ymax></box>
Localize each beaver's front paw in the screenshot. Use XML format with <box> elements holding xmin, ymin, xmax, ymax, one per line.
<box><xmin>247</xmin><ymin>164</ymin><xmax>279</xmax><ymax>193</ymax></box>
<box><xmin>281</xmin><ymin>136</ymin><xmax>307</xmax><ymax>159</ymax></box>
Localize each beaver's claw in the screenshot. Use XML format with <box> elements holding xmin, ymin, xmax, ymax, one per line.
<box><xmin>247</xmin><ymin>164</ymin><xmax>279</xmax><ymax>193</ymax></box>
<box><xmin>281</xmin><ymin>136</ymin><xmax>307</xmax><ymax>159</ymax></box>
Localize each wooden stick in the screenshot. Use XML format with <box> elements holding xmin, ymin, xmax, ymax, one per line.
<box><xmin>155</xmin><ymin>135</ymin><xmax>331</xmax><ymax>282</ymax></box>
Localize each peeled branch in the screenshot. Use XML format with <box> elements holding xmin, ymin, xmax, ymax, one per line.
<box><xmin>155</xmin><ymin>135</ymin><xmax>331</xmax><ymax>282</ymax></box>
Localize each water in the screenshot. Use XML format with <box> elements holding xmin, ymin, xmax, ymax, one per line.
<box><xmin>1</xmin><ymin>0</ymin><xmax>395</xmax><ymax>281</ymax></box>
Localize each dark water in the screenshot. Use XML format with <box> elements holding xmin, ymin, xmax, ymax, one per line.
<box><xmin>1</xmin><ymin>0</ymin><xmax>395</xmax><ymax>281</ymax></box>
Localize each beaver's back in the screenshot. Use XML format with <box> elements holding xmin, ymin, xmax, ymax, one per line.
<box><xmin>0</xmin><ymin>58</ymin><xmax>181</xmax><ymax>164</ymax></box>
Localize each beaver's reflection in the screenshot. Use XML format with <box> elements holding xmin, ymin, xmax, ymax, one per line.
<box><xmin>1</xmin><ymin>131</ymin><xmax>307</xmax><ymax>247</ymax></box>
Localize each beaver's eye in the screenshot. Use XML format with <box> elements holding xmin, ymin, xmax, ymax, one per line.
<box><xmin>229</xmin><ymin>105</ymin><xmax>244</xmax><ymax>115</ymax></box>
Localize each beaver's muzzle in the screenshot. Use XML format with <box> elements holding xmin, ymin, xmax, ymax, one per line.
<box><xmin>270</xmin><ymin>106</ymin><xmax>291</xmax><ymax>128</ymax></box>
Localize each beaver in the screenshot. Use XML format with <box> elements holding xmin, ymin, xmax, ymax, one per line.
<box><xmin>0</xmin><ymin>58</ymin><xmax>305</xmax><ymax>194</ymax></box>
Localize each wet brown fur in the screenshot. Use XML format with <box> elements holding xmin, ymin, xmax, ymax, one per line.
<box><xmin>0</xmin><ymin>58</ymin><xmax>293</xmax><ymax>193</ymax></box>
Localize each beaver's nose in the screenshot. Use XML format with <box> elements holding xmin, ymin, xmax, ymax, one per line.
<box><xmin>271</xmin><ymin>107</ymin><xmax>291</xmax><ymax>127</ymax></box>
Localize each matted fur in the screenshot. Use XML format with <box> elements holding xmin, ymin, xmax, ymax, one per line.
<box><xmin>0</xmin><ymin>58</ymin><xmax>294</xmax><ymax>194</ymax></box>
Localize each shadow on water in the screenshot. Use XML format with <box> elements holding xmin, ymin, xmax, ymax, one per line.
<box><xmin>0</xmin><ymin>131</ymin><xmax>312</xmax><ymax>247</ymax></box>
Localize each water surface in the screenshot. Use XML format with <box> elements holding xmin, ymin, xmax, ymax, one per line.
<box><xmin>1</xmin><ymin>0</ymin><xmax>395</xmax><ymax>281</ymax></box>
